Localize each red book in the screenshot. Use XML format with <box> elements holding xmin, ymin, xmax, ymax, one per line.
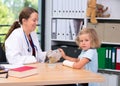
<box><xmin>9</xmin><ymin>66</ymin><xmax>38</xmax><ymax>78</ymax></box>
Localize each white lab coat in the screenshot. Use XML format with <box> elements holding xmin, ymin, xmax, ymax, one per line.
<box><xmin>5</xmin><ymin>27</ymin><xmax>46</xmax><ymax>65</ymax></box>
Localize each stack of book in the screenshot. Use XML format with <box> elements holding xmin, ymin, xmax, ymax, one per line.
<box><xmin>8</xmin><ymin>66</ymin><xmax>38</xmax><ymax>78</ymax></box>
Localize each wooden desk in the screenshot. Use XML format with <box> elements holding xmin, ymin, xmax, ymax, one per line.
<box><xmin>0</xmin><ymin>63</ymin><xmax>105</xmax><ymax>86</ymax></box>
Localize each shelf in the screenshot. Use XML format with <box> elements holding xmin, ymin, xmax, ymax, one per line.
<box><xmin>98</xmin><ymin>69</ymin><xmax>120</xmax><ymax>75</ymax></box>
<box><xmin>51</xmin><ymin>39</ymin><xmax>75</xmax><ymax>42</ymax></box>
<box><xmin>51</xmin><ymin>40</ymin><xmax>120</xmax><ymax>45</ymax></box>
<box><xmin>52</xmin><ymin>17</ymin><xmax>86</xmax><ymax>19</ymax></box>
<box><xmin>102</xmin><ymin>42</ymin><xmax>120</xmax><ymax>46</ymax></box>
<box><xmin>87</xmin><ymin>17</ymin><xmax>120</xmax><ymax>20</ymax></box>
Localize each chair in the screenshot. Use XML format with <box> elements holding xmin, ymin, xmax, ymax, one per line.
<box><xmin>0</xmin><ymin>43</ymin><xmax>7</xmax><ymax>64</ymax></box>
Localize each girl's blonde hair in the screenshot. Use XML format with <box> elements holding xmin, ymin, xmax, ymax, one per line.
<box><xmin>75</xmin><ymin>28</ymin><xmax>101</xmax><ymax>48</ymax></box>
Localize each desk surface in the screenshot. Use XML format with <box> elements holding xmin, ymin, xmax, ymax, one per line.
<box><xmin>0</xmin><ymin>63</ymin><xmax>105</xmax><ymax>86</ymax></box>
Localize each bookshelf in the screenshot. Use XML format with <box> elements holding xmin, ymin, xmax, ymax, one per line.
<box><xmin>44</xmin><ymin>0</ymin><xmax>120</xmax><ymax>86</ymax></box>
<box><xmin>45</xmin><ymin>0</ymin><xmax>120</xmax><ymax>50</ymax></box>
<box><xmin>45</xmin><ymin>0</ymin><xmax>120</xmax><ymax>64</ymax></box>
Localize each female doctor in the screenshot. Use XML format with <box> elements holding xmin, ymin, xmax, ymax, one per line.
<box><xmin>4</xmin><ymin>7</ymin><xmax>47</xmax><ymax>65</ymax></box>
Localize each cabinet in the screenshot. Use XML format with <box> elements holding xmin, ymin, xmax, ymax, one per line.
<box><xmin>104</xmin><ymin>23</ymin><xmax>120</xmax><ymax>43</ymax></box>
<box><xmin>98</xmin><ymin>69</ymin><xmax>120</xmax><ymax>86</ymax></box>
<box><xmin>87</xmin><ymin>23</ymin><xmax>104</xmax><ymax>42</ymax></box>
<box><xmin>88</xmin><ymin>22</ymin><xmax>120</xmax><ymax>44</ymax></box>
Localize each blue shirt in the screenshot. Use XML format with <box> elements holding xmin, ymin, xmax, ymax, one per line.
<box><xmin>78</xmin><ymin>49</ymin><xmax>98</xmax><ymax>86</ymax></box>
<box><xmin>78</xmin><ymin>49</ymin><xmax>98</xmax><ymax>73</ymax></box>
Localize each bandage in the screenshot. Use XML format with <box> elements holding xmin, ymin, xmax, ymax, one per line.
<box><xmin>63</xmin><ymin>60</ymin><xmax>74</xmax><ymax>68</ymax></box>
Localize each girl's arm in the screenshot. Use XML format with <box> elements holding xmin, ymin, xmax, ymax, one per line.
<box><xmin>59</xmin><ymin>48</ymin><xmax>90</xmax><ymax>69</ymax></box>
<box><xmin>59</xmin><ymin>48</ymin><xmax>79</xmax><ymax>62</ymax></box>
<box><xmin>73</xmin><ymin>57</ymin><xmax>90</xmax><ymax>69</ymax></box>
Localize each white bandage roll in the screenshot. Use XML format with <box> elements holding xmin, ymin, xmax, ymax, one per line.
<box><xmin>63</xmin><ymin>60</ymin><xmax>74</xmax><ymax>68</ymax></box>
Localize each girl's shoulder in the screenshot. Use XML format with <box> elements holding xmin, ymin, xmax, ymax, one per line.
<box><xmin>83</xmin><ymin>48</ymin><xmax>97</xmax><ymax>52</ymax></box>
<box><xmin>82</xmin><ymin>49</ymin><xmax>97</xmax><ymax>55</ymax></box>
<box><xmin>88</xmin><ymin>48</ymin><xmax>97</xmax><ymax>51</ymax></box>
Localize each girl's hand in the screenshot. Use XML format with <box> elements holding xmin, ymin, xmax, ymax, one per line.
<box><xmin>58</xmin><ymin>48</ymin><xmax>66</xmax><ymax>59</ymax></box>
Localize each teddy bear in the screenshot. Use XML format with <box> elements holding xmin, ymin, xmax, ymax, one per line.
<box><xmin>86</xmin><ymin>0</ymin><xmax>97</xmax><ymax>24</ymax></box>
<box><xmin>96</xmin><ymin>4</ymin><xmax>110</xmax><ymax>17</ymax></box>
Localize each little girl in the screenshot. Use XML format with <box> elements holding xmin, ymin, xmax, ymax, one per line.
<box><xmin>59</xmin><ymin>28</ymin><xmax>101</xmax><ymax>86</ymax></box>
